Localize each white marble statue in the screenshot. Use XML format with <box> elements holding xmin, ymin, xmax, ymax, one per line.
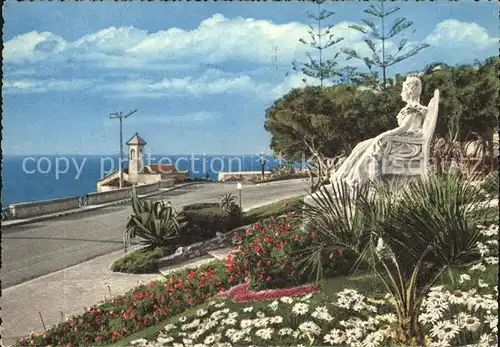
<box><xmin>330</xmin><ymin>75</ymin><xmax>440</xmax><ymax>189</ymax></box>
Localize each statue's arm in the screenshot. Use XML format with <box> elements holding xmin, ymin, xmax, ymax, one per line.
<box><xmin>375</xmin><ymin>116</ymin><xmax>413</xmax><ymax>140</ymax></box>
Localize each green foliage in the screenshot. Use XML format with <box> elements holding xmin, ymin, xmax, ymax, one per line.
<box><xmin>219</xmin><ymin>193</ymin><xmax>242</xmax><ymax>219</ymax></box>
<box><xmin>293</xmin><ymin>0</ymin><xmax>344</xmax><ymax>86</ymax></box>
<box><xmin>267</xmin><ymin>58</ymin><xmax>498</xmax><ymax>164</ymax></box>
<box><xmin>180</xmin><ymin>206</ymin><xmax>241</xmax><ymax>243</ymax></box>
<box><xmin>227</xmin><ymin>214</ymin><xmax>307</xmax><ymax>290</ymax></box>
<box><xmin>242</xmin><ymin>195</ymin><xmax>304</xmax><ymax>225</ymax></box>
<box><xmin>265</xmin><ymin>84</ymin><xmax>400</xmax><ymax>160</ymax></box>
<box><xmin>124</xmin><ymin>188</ymin><xmax>186</xmax><ymax>252</ymax></box>
<box><xmin>342</xmin><ymin>0</ymin><xmax>429</xmax><ymax>86</ymax></box>
<box><xmin>182</xmin><ymin>202</ymin><xmax>220</xmax><ymax>211</ymax></box>
<box><xmin>355</xmin><ymin>170</ymin><xmax>493</xmax><ymax>344</ymax></box>
<box><xmin>480</xmin><ymin>171</ymin><xmax>499</xmax><ymax>197</ymax></box>
<box><xmin>111</xmin><ymin>247</ymin><xmax>165</xmax><ymax>274</ymax></box>
<box><xmin>299</xmin><ymin>180</ymin><xmax>376</xmax><ymax>282</ymax></box>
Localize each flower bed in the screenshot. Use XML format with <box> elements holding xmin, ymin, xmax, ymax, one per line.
<box><xmin>117</xmin><ymin>223</ymin><xmax>500</xmax><ymax>347</ymax></box>
<box><xmin>15</xmin><ymin>262</ymin><xmax>233</xmax><ymax>346</ymax></box>
<box><xmin>217</xmin><ymin>278</ymin><xmax>321</xmax><ymax>303</ymax></box>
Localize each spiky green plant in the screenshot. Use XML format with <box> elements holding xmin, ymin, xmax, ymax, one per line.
<box><xmin>298</xmin><ymin>179</ymin><xmax>386</xmax><ymax>282</ymax></box>
<box><xmin>356</xmin><ymin>169</ymin><xmax>493</xmax><ymax>344</ymax></box>
<box><xmin>220</xmin><ymin>193</ymin><xmax>238</xmax><ymax>213</ymax></box>
<box><xmin>124</xmin><ymin>187</ymin><xmax>186</xmax><ymax>251</ymax></box>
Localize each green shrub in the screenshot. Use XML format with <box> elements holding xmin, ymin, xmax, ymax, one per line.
<box><xmin>182</xmin><ymin>202</ymin><xmax>219</xmax><ymax>210</ymax></box>
<box><xmin>111</xmin><ymin>247</ymin><xmax>165</xmax><ymax>274</ymax></box>
<box><xmin>180</xmin><ymin>206</ymin><xmax>241</xmax><ymax>243</ymax></box>
<box><xmin>227</xmin><ymin>214</ymin><xmax>308</xmax><ymax>291</ymax></box>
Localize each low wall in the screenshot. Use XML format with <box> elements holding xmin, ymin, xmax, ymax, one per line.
<box><xmin>159</xmin><ymin>179</ymin><xmax>175</xmax><ymax>189</ymax></box>
<box><xmin>218</xmin><ymin>171</ymin><xmax>272</xmax><ymax>182</ymax></box>
<box><xmin>161</xmin><ymin>171</ymin><xmax>189</xmax><ymax>182</ymax></box>
<box><xmin>9</xmin><ymin>196</ymin><xmax>81</xmax><ymax>219</ymax></box>
<box><xmin>135</xmin><ymin>182</ymin><xmax>160</xmax><ymax>195</ymax></box>
<box><xmin>157</xmin><ymin>224</ymin><xmax>252</xmax><ymax>267</ymax></box>
<box><xmin>86</xmin><ymin>187</ymin><xmax>133</xmax><ymax>205</ymax></box>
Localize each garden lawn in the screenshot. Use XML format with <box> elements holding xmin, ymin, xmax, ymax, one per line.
<box><xmin>241</xmin><ymin>195</ymin><xmax>304</xmax><ymax>225</ymax></box>
<box><xmin>104</xmin><ymin>271</ymin><xmax>387</xmax><ymax>347</ymax></box>
<box><xmin>108</xmin><ymin>261</ymin><xmax>498</xmax><ymax>347</ymax></box>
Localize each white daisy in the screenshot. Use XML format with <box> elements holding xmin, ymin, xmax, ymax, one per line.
<box><xmin>430</xmin><ymin>320</ymin><xmax>460</xmax><ymax>341</ymax></box>
<box><xmin>292</xmin><ymin>302</ymin><xmax>309</xmax><ymax>315</ymax></box>
<box><xmin>242</xmin><ymin>306</ymin><xmax>254</xmax><ymax>313</ymax></box>
<box><xmin>269</xmin><ymin>315</ymin><xmax>283</xmax><ymax>324</ymax></box>
<box><xmin>196</xmin><ymin>309</ymin><xmax>208</xmax><ymax>317</ymax></box>
<box><xmin>268</xmin><ymin>300</ymin><xmax>279</xmax><ymax>311</ymax></box>
<box><xmin>255</xmin><ymin>327</ymin><xmax>274</xmax><ymax>340</ymax></box>
<box><xmin>298</xmin><ymin>321</ymin><xmax>321</xmax><ymax>335</ymax></box>
<box><xmin>459</xmin><ymin>274</ymin><xmax>471</xmax><ymax>283</ymax></box>
<box><xmin>279</xmin><ymin>296</ymin><xmax>294</xmax><ymax>304</ymax></box>
<box><xmin>463</xmin><ymin>316</ymin><xmax>481</xmax><ymax>332</ymax></box>
<box><xmin>470</xmin><ymin>263</ymin><xmax>486</xmax><ymax>272</ymax></box>
<box><xmin>484</xmin><ymin>256</ymin><xmax>498</xmax><ymax>265</ymax></box>
<box><xmin>279</xmin><ymin>328</ymin><xmax>294</xmax><ymax>336</ymax></box>
<box><xmin>240</xmin><ymin>319</ymin><xmax>253</xmax><ymax>329</ymax></box>
<box><xmin>311</xmin><ymin>306</ymin><xmax>333</xmax><ymax>322</ymax></box>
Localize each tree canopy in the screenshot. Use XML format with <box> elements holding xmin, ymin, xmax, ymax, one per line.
<box><xmin>265</xmin><ymin>57</ymin><xmax>499</xmax><ymax>162</ymax></box>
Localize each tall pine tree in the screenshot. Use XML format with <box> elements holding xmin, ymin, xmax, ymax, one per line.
<box><xmin>342</xmin><ymin>0</ymin><xmax>429</xmax><ymax>88</ymax></box>
<box><xmin>292</xmin><ymin>0</ymin><xmax>344</xmax><ymax>87</ymax></box>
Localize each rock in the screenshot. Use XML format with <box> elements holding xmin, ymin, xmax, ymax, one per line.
<box><xmin>174</xmin><ymin>247</ymin><xmax>184</xmax><ymax>256</ymax></box>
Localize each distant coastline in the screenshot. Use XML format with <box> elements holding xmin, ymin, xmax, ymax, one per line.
<box><xmin>1</xmin><ymin>154</ymin><xmax>301</xmax><ymax>206</ymax></box>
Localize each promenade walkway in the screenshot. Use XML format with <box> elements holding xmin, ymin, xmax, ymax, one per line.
<box><xmin>0</xmin><ymin>181</ymin><xmax>309</xmax><ymax>345</ymax></box>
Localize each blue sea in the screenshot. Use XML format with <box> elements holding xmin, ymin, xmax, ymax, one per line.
<box><xmin>1</xmin><ymin>154</ymin><xmax>303</xmax><ymax>206</ymax></box>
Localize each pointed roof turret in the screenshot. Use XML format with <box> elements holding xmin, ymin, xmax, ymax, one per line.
<box><xmin>126</xmin><ymin>132</ymin><xmax>147</xmax><ymax>146</ymax></box>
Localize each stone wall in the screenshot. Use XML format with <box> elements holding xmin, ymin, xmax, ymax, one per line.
<box><xmin>159</xmin><ymin>179</ymin><xmax>175</xmax><ymax>189</ymax></box>
<box><xmin>9</xmin><ymin>196</ymin><xmax>81</xmax><ymax>219</ymax></box>
<box><xmin>86</xmin><ymin>187</ymin><xmax>133</xmax><ymax>205</ymax></box>
<box><xmin>135</xmin><ymin>182</ymin><xmax>160</xmax><ymax>195</ymax></box>
<box><xmin>157</xmin><ymin>224</ymin><xmax>252</xmax><ymax>268</ymax></box>
<box><xmin>218</xmin><ymin>171</ymin><xmax>272</xmax><ymax>182</ymax></box>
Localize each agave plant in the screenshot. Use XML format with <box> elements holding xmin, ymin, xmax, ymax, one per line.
<box><xmin>356</xmin><ymin>169</ymin><xmax>494</xmax><ymax>345</ymax></box>
<box><xmin>124</xmin><ymin>187</ymin><xmax>186</xmax><ymax>252</ymax></box>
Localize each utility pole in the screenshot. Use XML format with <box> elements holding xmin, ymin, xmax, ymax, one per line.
<box><xmin>109</xmin><ymin>109</ymin><xmax>138</xmax><ymax>188</ymax></box>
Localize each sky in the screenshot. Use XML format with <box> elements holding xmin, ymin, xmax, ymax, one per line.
<box><xmin>2</xmin><ymin>0</ymin><xmax>498</xmax><ymax>156</ymax></box>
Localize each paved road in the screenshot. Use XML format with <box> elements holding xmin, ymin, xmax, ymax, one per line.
<box><xmin>2</xmin><ymin>181</ymin><xmax>310</xmax><ymax>288</ymax></box>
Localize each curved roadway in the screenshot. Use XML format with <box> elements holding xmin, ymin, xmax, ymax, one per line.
<box><xmin>1</xmin><ymin>181</ymin><xmax>310</xmax><ymax>288</ymax></box>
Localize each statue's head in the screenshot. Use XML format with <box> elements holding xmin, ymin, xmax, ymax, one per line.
<box><xmin>401</xmin><ymin>75</ymin><xmax>422</xmax><ymax>103</ymax></box>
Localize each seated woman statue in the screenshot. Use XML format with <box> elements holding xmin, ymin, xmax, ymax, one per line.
<box><xmin>330</xmin><ymin>75</ymin><xmax>428</xmax><ymax>188</ymax></box>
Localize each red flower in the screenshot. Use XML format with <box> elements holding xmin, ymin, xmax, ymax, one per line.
<box><xmin>95</xmin><ymin>336</ymin><xmax>102</xmax><ymax>342</ymax></box>
<box><xmin>266</xmin><ymin>275</ymin><xmax>272</xmax><ymax>281</ymax></box>
<box><xmin>284</xmin><ymin>201</ymin><xmax>289</xmax><ymax>207</ymax></box>
<box><xmin>254</xmin><ymin>223</ymin><xmax>260</xmax><ymax>230</ymax></box>
<box><xmin>311</xmin><ymin>231</ymin><xmax>317</xmax><ymax>237</ymax></box>
<box><xmin>188</xmin><ymin>271</ymin><xmax>197</xmax><ymax>279</ymax></box>
<box><xmin>337</xmin><ymin>248</ymin><xmax>343</xmax><ymax>256</ymax></box>
<box><xmin>149</xmin><ymin>281</ymin><xmax>155</xmax><ymax>288</ymax></box>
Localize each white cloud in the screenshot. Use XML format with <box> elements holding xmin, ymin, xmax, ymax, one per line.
<box><xmin>102</xmin><ymin>72</ymin><xmax>268</xmax><ymax>98</ymax></box>
<box><xmin>3</xmin><ymin>31</ymin><xmax>67</xmax><ymax>61</ymax></box>
<box><xmin>425</xmin><ymin>19</ymin><xmax>497</xmax><ymax>49</ymax></box>
<box><xmin>3</xmin><ymin>15</ymin><xmax>366</xmax><ymax>69</ymax></box>
<box><xmin>125</xmin><ymin>111</ymin><xmax>216</xmax><ymax>125</ymax></box>
<box><xmin>3</xmin><ymin>78</ymin><xmax>93</xmax><ymax>93</ymax></box>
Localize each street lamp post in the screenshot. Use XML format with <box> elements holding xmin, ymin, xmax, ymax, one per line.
<box><xmin>237</xmin><ymin>182</ymin><xmax>242</xmax><ymax>209</ymax></box>
<box><xmin>259</xmin><ymin>152</ymin><xmax>267</xmax><ymax>179</ymax></box>
<box><xmin>109</xmin><ymin>109</ymin><xmax>138</xmax><ymax>188</ymax></box>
